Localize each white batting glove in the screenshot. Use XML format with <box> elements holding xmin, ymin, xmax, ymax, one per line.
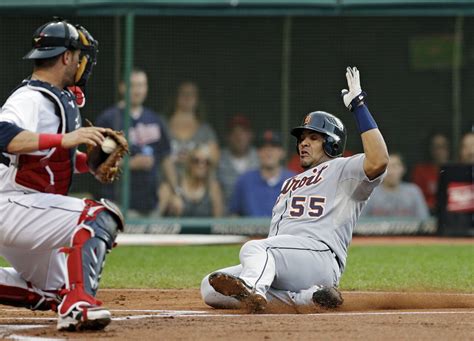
<box><xmin>341</xmin><ymin>66</ymin><xmax>365</xmax><ymax>111</ymax></box>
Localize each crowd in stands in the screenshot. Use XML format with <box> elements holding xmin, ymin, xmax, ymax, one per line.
<box><xmin>91</xmin><ymin>68</ymin><xmax>473</xmax><ymax>221</ymax></box>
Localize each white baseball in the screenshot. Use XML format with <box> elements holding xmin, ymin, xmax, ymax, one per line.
<box><xmin>101</xmin><ymin>137</ymin><xmax>117</xmax><ymax>154</ymax></box>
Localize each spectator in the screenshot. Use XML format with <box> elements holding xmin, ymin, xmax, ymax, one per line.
<box><xmin>167</xmin><ymin>81</ymin><xmax>220</xmax><ymax>175</ymax></box>
<box><xmin>218</xmin><ymin>114</ymin><xmax>259</xmax><ymax>204</ymax></box>
<box><xmin>459</xmin><ymin>131</ymin><xmax>474</xmax><ymax>164</ymax></box>
<box><xmin>159</xmin><ymin>144</ymin><xmax>224</xmax><ymax>217</ymax></box>
<box><xmin>229</xmin><ymin>130</ymin><xmax>295</xmax><ymax>217</ymax></box>
<box><xmin>363</xmin><ymin>152</ymin><xmax>429</xmax><ymax>220</ymax></box>
<box><xmin>96</xmin><ymin>68</ymin><xmax>178</xmax><ymax>217</ymax></box>
<box><xmin>411</xmin><ymin>133</ymin><xmax>450</xmax><ymax>212</ymax></box>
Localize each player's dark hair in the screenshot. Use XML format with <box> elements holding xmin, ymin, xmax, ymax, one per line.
<box><xmin>33</xmin><ymin>54</ymin><xmax>62</xmax><ymax>69</ymax></box>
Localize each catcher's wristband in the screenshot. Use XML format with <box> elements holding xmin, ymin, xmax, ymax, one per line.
<box><xmin>38</xmin><ymin>133</ymin><xmax>63</xmax><ymax>150</ymax></box>
<box><xmin>353</xmin><ymin>103</ymin><xmax>378</xmax><ymax>134</ymax></box>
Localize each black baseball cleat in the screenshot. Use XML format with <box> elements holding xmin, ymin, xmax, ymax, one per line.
<box><xmin>209</xmin><ymin>272</ymin><xmax>267</xmax><ymax>313</ymax></box>
<box><xmin>312</xmin><ymin>286</ymin><xmax>343</xmax><ymax>309</ymax></box>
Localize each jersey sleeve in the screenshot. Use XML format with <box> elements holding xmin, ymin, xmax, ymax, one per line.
<box><xmin>0</xmin><ymin>89</ymin><xmax>40</xmax><ymax>131</ymax></box>
<box><xmin>0</xmin><ymin>89</ymin><xmax>41</xmax><ymax>152</ymax></box>
<box><xmin>0</xmin><ymin>121</ymin><xmax>24</xmax><ymax>152</ymax></box>
<box><xmin>339</xmin><ymin>153</ymin><xmax>386</xmax><ymax>201</ymax></box>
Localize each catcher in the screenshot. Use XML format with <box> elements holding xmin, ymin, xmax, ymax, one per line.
<box><xmin>0</xmin><ymin>19</ymin><xmax>128</xmax><ymax>331</ymax></box>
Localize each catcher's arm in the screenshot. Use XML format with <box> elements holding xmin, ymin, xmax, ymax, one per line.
<box><xmin>5</xmin><ymin>126</ymin><xmax>105</xmax><ymax>154</ymax></box>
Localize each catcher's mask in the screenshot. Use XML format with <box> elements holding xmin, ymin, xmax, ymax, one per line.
<box><xmin>74</xmin><ymin>25</ymin><xmax>98</xmax><ymax>87</ymax></box>
<box><xmin>291</xmin><ymin>111</ymin><xmax>347</xmax><ymax>158</ymax></box>
<box><xmin>23</xmin><ymin>18</ymin><xmax>98</xmax><ymax>86</ymax></box>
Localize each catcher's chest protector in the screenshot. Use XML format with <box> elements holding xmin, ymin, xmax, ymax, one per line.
<box><xmin>14</xmin><ymin>80</ymin><xmax>81</xmax><ymax>194</ymax></box>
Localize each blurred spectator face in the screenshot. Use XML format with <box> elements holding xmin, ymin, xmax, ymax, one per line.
<box><xmin>430</xmin><ymin>134</ymin><xmax>449</xmax><ymax>164</ymax></box>
<box><xmin>460</xmin><ymin>132</ymin><xmax>474</xmax><ymax>163</ymax></box>
<box><xmin>188</xmin><ymin>146</ymin><xmax>212</xmax><ymax>180</ymax></box>
<box><xmin>257</xmin><ymin>130</ymin><xmax>285</xmax><ymax>170</ymax></box>
<box><xmin>229</xmin><ymin>126</ymin><xmax>253</xmax><ymax>155</ymax></box>
<box><xmin>228</xmin><ymin>116</ymin><xmax>253</xmax><ymax>156</ymax></box>
<box><xmin>383</xmin><ymin>154</ymin><xmax>405</xmax><ymax>188</ymax></box>
<box><xmin>258</xmin><ymin>144</ymin><xmax>285</xmax><ymax>170</ymax></box>
<box><xmin>176</xmin><ymin>81</ymin><xmax>199</xmax><ymax>113</ymax></box>
<box><xmin>120</xmin><ymin>70</ymin><xmax>148</xmax><ymax>107</ymax></box>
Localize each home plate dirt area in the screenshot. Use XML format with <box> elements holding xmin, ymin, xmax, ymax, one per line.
<box><xmin>0</xmin><ymin>289</ymin><xmax>473</xmax><ymax>340</ymax></box>
<box><xmin>1</xmin><ymin>237</ymin><xmax>473</xmax><ymax>340</ymax></box>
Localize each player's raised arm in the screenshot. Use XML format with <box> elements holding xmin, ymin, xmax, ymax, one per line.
<box><xmin>341</xmin><ymin>67</ymin><xmax>389</xmax><ymax>179</ymax></box>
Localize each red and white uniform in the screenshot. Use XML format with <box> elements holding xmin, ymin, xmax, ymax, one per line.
<box><xmin>0</xmin><ymin>82</ymin><xmax>86</xmax><ymax>296</ymax></box>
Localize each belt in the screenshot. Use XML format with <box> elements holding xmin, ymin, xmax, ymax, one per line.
<box><xmin>318</xmin><ymin>239</ymin><xmax>343</xmax><ymax>271</ymax></box>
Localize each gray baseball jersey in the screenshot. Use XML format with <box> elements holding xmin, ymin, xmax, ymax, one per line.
<box><xmin>201</xmin><ymin>153</ymin><xmax>385</xmax><ymax>309</ymax></box>
<box><xmin>269</xmin><ymin>153</ymin><xmax>385</xmax><ymax>272</ymax></box>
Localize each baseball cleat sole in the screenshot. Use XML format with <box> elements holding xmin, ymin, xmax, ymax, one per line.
<box><xmin>209</xmin><ymin>272</ymin><xmax>267</xmax><ymax>313</ymax></box>
<box><xmin>312</xmin><ymin>286</ymin><xmax>343</xmax><ymax>309</ymax></box>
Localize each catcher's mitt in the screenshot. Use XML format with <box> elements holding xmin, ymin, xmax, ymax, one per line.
<box><xmin>86</xmin><ymin>125</ymin><xmax>129</xmax><ymax>184</ymax></box>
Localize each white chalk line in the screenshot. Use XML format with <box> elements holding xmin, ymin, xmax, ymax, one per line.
<box><xmin>6</xmin><ymin>333</ymin><xmax>62</xmax><ymax>341</ymax></box>
<box><xmin>0</xmin><ymin>325</ymin><xmax>60</xmax><ymax>341</ymax></box>
<box><xmin>108</xmin><ymin>310</ymin><xmax>474</xmax><ymax>320</ymax></box>
<box><xmin>1</xmin><ymin>309</ymin><xmax>473</xmax><ymax>322</ymax></box>
<box><xmin>99</xmin><ymin>288</ymin><xmax>474</xmax><ymax>296</ymax></box>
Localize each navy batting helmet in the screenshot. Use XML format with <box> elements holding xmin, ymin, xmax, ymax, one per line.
<box><xmin>291</xmin><ymin>111</ymin><xmax>347</xmax><ymax>158</ymax></box>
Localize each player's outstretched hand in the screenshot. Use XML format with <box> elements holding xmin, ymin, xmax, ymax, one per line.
<box><xmin>341</xmin><ymin>66</ymin><xmax>364</xmax><ymax>111</ymax></box>
<box><xmin>61</xmin><ymin>127</ymin><xmax>106</xmax><ymax>149</ymax></box>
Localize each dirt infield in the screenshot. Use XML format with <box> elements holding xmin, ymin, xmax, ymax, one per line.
<box><xmin>0</xmin><ymin>236</ymin><xmax>472</xmax><ymax>340</ymax></box>
<box><xmin>1</xmin><ymin>289</ymin><xmax>473</xmax><ymax>340</ymax></box>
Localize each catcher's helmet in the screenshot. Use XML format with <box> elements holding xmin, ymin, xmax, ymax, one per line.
<box><xmin>291</xmin><ymin>111</ymin><xmax>347</xmax><ymax>158</ymax></box>
<box><xmin>23</xmin><ymin>20</ymin><xmax>82</xmax><ymax>60</ymax></box>
<box><xmin>23</xmin><ymin>19</ymin><xmax>98</xmax><ymax>86</ymax></box>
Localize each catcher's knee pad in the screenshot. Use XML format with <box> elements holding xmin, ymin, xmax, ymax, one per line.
<box><xmin>84</xmin><ymin>209</ymin><xmax>119</xmax><ymax>250</ymax></box>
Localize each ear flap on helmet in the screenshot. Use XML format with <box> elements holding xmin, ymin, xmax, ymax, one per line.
<box><xmin>323</xmin><ymin>135</ymin><xmax>342</xmax><ymax>158</ymax></box>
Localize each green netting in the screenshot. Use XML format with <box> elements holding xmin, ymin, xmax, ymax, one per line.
<box><xmin>1</xmin><ymin>15</ymin><xmax>472</xmax><ymax>217</ymax></box>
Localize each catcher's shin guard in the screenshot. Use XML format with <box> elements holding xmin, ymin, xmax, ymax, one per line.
<box><xmin>58</xmin><ymin>200</ymin><xmax>121</xmax><ymax>331</ymax></box>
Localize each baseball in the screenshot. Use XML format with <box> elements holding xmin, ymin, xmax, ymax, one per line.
<box><xmin>101</xmin><ymin>137</ymin><xmax>117</xmax><ymax>154</ymax></box>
